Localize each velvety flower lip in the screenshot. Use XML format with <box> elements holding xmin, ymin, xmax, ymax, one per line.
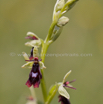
<box><xmin>25</xmin><ymin>36</ymin><xmax>38</xmax><ymax>40</ymax></box>
<box><xmin>26</xmin><ymin>57</ymin><xmax>42</xmax><ymax>88</ymax></box>
<box><xmin>58</xmin><ymin>95</ymin><xmax>71</xmax><ymax>104</ymax></box>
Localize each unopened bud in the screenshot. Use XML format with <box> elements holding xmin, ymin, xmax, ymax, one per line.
<box><xmin>56</xmin><ymin>0</ymin><xmax>65</xmax><ymax>12</ymax></box>
<box><xmin>65</xmin><ymin>0</ymin><xmax>78</xmax><ymax>11</ymax></box>
<box><xmin>57</xmin><ymin>16</ymin><xmax>69</xmax><ymax>27</ymax></box>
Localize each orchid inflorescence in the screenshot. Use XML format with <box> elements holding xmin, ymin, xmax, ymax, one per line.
<box><xmin>22</xmin><ymin>0</ymin><xmax>78</xmax><ymax>104</ymax></box>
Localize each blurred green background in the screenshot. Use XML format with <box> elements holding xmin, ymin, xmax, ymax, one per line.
<box><xmin>0</xmin><ymin>0</ymin><xmax>103</xmax><ymax>104</ymax></box>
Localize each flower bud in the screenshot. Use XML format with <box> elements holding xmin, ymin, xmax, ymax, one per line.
<box><xmin>57</xmin><ymin>16</ymin><xmax>69</xmax><ymax>27</ymax></box>
<box><xmin>65</xmin><ymin>0</ymin><xmax>78</xmax><ymax>12</ymax></box>
<box><xmin>56</xmin><ymin>0</ymin><xmax>65</xmax><ymax>12</ymax></box>
<box><xmin>53</xmin><ymin>0</ymin><xmax>65</xmax><ymax>21</ymax></box>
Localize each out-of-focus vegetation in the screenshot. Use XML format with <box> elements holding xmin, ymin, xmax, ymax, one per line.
<box><xmin>0</xmin><ymin>0</ymin><xmax>103</xmax><ymax>104</ymax></box>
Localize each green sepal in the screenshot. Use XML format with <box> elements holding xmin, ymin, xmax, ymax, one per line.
<box><xmin>22</xmin><ymin>52</ymin><xmax>29</xmax><ymax>60</ymax></box>
<box><xmin>25</xmin><ymin>40</ymin><xmax>41</xmax><ymax>47</ymax></box>
<box><xmin>21</xmin><ymin>62</ymin><xmax>33</xmax><ymax>69</ymax></box>
<box><xmin>58</xmin><ymin>84</ymin><xmax>70</xmax><ymax>99</ymax></box>
<box><xmin>27</xmin><ymin>32</ymin><xmax>39</xmax><ymax>40</ymax></box>
<box><xmin>63</xmin><ymin>70</ymin><xmax>72</xmax><ymax>83</ymax></box>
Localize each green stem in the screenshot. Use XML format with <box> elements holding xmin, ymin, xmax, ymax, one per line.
<box><xmin>45</xmin><ymin>21</ymin><xmax>57</xmax><ymax>42</ymax></box>
<box><xmin>40</xmin><ymin>7</ymin><xmax>63</xmax><ymax>103</ymax></box>
<box><xmin>40</xmin><ymin>12</ymin><xmax>61</xmax><ymax>104</ymax></box>
<box><xmin>40</xmin><ymin>41</ymin><xmax>49</xmax><ymax>102</ymax></box>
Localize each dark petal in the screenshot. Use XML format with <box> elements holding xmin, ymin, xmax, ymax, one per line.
<box><xmin>58</xmin><ymin>95</ymin><xmax>70</xmax><ymax>104</ymax></box>
<box><xmin>65</xmin><ymin>85</ymin><xmax>76</xmax><ymax>90</ymax></box>
<box><xmin>25</xmin><ymin>36</ymin><xmax>38</xmax><ymax>40</ymax></box>
<box><xmin>29</xmin><ymin>47</ymin><xmax>34</xmax><ymax>60</ymax></box>
<box><xmin>69</xmin><ymin>79</ymin><xmax>76</xmax><ymax>83</ymax></box>
<box><xmin>63</xmin><ymin>80</ymin><xmax>76</xmax><ymax>90</ymax></box>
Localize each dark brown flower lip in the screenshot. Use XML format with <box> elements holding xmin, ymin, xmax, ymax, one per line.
<box><xmin>26</xmin><ymin>57</ymin><xmax>42</xmax><ymax>88</ymax></box>
<box><xmin>58</xmin><ymin>95</ymin><xmax>71</xmax><ymax>104</ymax></box>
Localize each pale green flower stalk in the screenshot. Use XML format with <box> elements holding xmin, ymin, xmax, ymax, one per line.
<box><xmin>22</xmin><ymin>0</ymin><xmax>78</xmax><ymax>104</ymax></box>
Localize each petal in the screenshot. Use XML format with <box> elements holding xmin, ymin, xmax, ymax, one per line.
<box><xmin>29</xmin><ymin>47</ymin><xmax>34</xmax><ymax>60</ymax></box>
<box><xmin>39</xmin><ymin>61</ymin><xmax>46</xmax><ymax>69</ymax></box>
<box><xmin>25</xmin><ymin>36</ymin><xmax>38</xmax><ymax>40</ymax></box>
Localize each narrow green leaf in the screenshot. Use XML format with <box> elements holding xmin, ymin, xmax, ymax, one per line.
<box><xmin>46</xmin><ymin>84</ymin><xmax>58</xmax><ymax>104</ymax></box>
